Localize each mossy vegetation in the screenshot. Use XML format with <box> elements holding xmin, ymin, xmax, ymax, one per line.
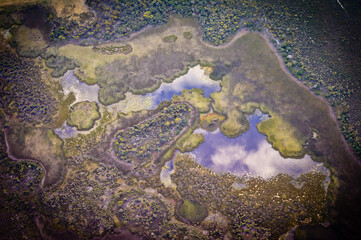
<box><xmin>178</xmin><ymin>199</ymin><xmax>208</xmax><ymax>223</ymax></box>
<box><xmin>92</xmin><ymin>43</ymin><xmax>132</xmax><ymax>55</ymax></box>
<box><xmin>162</xmin><ymin>34</ymin><xmax>178</xmax><ymax>43</ymax></box>
<box><xmin>239</xmin><ymin>102</ymin><xmax>260</xmax><ymax>114</ymax></box>
<box><xmin>64</xmin><ymin>109</ymin><xmax>112</xmax><ymax>159</ymax></box>
<box><xmin>210</xmin><ymin>76</ymin><xmax>251</xmax><ymax>137</ymax></box>
<box><xmin>67</xmin><ymin>101</ymin><xmax>101</xmax><ymax>131</ymax></box>
<box><xmin>176</xmin><ymin>132</ymin><xmax>205</xmax><ymax>152</ymax></box>
<box><xmin>257</xmin><ymin>115</ymin><xmax>305</xmax><ymax>158</ymax></box>
<box><xmin>52</xmin><ymin>92</ymin><xmax>76</xmax><ymax>128</ymax></box>
<box><xmin>44</xmin><ymin>55</ymin><xmax>77</xmax><ymax>78</ymax></box>
<box><xmin>183</xmin><ymin>31</ymin><xmax>193</xmax><ymax>40</ymax></box>
<box><xmin>172</xmin><ymin>88</ymin><xmax>211</xmax><ymax>113</ymax></box>
<box><xmin>13</xmin><ymin>25</ymin><xmax>48</xmax><ymax>57</ymax></box>
<box><xmin>209</xmin><ymin>63</ymin><xmax>231</xmax><ymax>81</ymax></box>
<box><xmin>220</xmin><ymin>110</ymin><xmax>249</xmax><ymax>138</ymax></box>
<box><xmin>200</xmin><ymin>112</ymin><xmax>226</xmax><ymax>132</ymax></box>
<box><xmin>94</xmin><ymin>52</ymin><xmax>194</xmax><ymax>104</ymax></box>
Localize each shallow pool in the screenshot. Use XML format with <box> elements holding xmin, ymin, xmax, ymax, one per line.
<box><xmin>144</xmin><ymin>65</ymin><xmax>220</xmax><ymax>107</ymax></box>
<box><xmin>61</xmin><ymin>70</ymin><xmax>100</xmax><ymax>103</ymax></box>
<box><xmin>108</xmin><ymin>65</ymin><xmax>220</xmax><ymax>112</ymax></box>
<box><xmin>190</xmin><ymin>110</ymin><xmax>329</xmax><ymax>179</ymax></box>
<box><xmin>57</xmin><ymin>66</ymin><xmax>220</xmax><ymax>138</ymax></box>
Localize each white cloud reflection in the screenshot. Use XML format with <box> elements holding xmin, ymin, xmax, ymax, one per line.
<box><xmin>210</xmin><ymin>139</ymin><xmax>328</xmax><ymax>179</ymax></box>
<box><xmin>61</xmin><ymin>70</ymin><xmax>100</xmax><ymax>103</ymax></box>
<box><xmin>154</xmin><ymin>65</ymin><xmax>220</xmax><ymax>93</ymax></box>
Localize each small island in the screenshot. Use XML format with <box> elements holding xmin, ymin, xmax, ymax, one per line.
<box><xmin>67</xmin><ymin>101</ymin><xmax>101</xmax><ymax>131</ymax></box>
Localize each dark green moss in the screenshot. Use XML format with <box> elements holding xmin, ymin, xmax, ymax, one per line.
<box><xmin>162</xmin><ymin>34</ymin><xmax>178</xmax><ymax>43</ymax></box>
<box><xmin>178</xmin><ymin>199</ymin><xmax>208</xmax><ymax>224</ymax></box>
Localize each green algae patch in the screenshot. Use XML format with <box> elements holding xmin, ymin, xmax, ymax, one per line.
<box><xmin>172</xmin><ymin>88</ymin><xmax>211</xmax><ymax>113</ymax></box>
<box><xmin>210</xmin><ymin>77</ymin><xmax>232</xmax><ymax>114</ymax></box>
<box><xmin>67</xmin><ymin>101</ymin><xmax>101</xmax><ymax>131</ymax></box>
<box><xmin>178</xmin><ymin>199</ymin><xmax>208</xmax><ymax>224</ymax></box>
<box><xmin>257</xmin><ymin>116</ymin><xmax>305</xmax><ymax>158</ymax></box>
<box><xmin>44</xmin><ymin>55</ymin><xmax>77</xmax><ymax>78</ymax></box>
<box><xmin>176</xmin><ymin>133</ymin><xmax>205</xmax><ymax>152</ymax></box>
<box><xmin>5</xmin><ymin>126</ymin><xmax>65</xmax><ymax>187</ymax></box>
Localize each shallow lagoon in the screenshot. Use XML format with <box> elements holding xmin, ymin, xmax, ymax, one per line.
<box><xmin>108</xmin><ymin>65</ymin><xmax>220</xmax><ymax>112</ymax></box>
<box><xmin>191</xmin><ymin>110</ymin><xmax>329</xmax><ymax>179</ymax></box>
<box><xmin>61</xmin><ymin>69</ymin><xmax>329</xmax><ymax>182</ymax></box>
<box><xmin>54</xmin><ymin>122</ymin><xmax>78</xmax><ymax>139</ymax></box>
<box><xmin>61</xmin><ymin>66</ymin><xmax>219</xmax><ymax>110</ymax></box>
<box><xmin>57</xmin><ymin>66</ymin><xmax>220</xmax><ymax>138</ymax></box>
<box><xmin>145</xmin><ymin>65</ymin><xmax>220</xmax><ymax>107</ymax></box>
<box><xmin>161</xmin><ymin>110</ymin><xmax>330</xmax><ymax>187</ymax></box>
<box><xmin>56</xmin><ymin>71</ymin><xmax>101</xmax><ymax>138</ymax></box>
<box><xmin>61</xmin><ymin>70</ymin><xmax>100</xmax><ymax>104</ymax></box>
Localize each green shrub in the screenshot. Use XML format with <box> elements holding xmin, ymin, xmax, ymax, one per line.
<box><xmin>45</xmin><ymin>55</ymin><xmax>77</xmax><ymax>77</ymax></box>
<box><xmin>183</xmin><ymin>31</ymin><xmax>193</xmax><ymax>40</ymax></box>
<box><xmin>162</xmin><ymin>34</ymin><xmax>178</xmax><ymax>43</ymax></box>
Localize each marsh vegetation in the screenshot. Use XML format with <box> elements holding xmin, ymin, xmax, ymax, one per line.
<box><xmin>67</xmin><ymin>101</ymin><xmax>101</xmax><ymax>131</ymax></box>
<box><xmin>0</xmin><ymin>2</ymin><xmax>360</xmax><ymax>240</ymax></box>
